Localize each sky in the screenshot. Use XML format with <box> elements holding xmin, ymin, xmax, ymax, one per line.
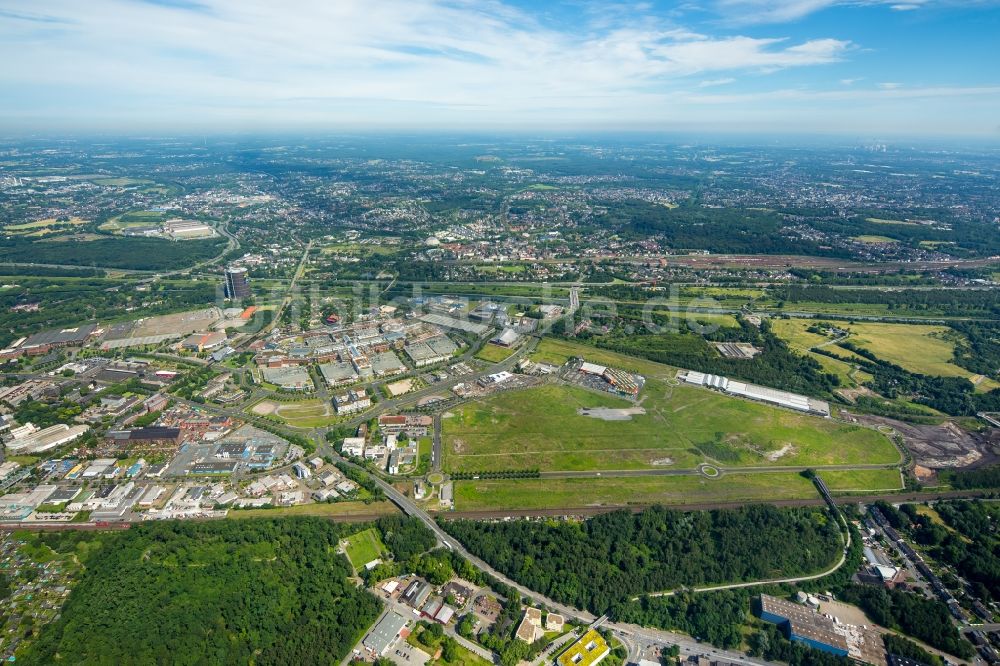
<box><xmin>1</xmin><ymin>0</ymin><xmax>999</xmax><ymax>136</ymax></box>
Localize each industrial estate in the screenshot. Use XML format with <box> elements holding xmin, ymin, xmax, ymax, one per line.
<box><xmin>0</xmin><ymin>131</ymin><xmax>998</xmax><ymax>666</ymax></box>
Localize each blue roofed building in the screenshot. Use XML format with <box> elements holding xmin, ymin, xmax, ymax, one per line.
<box><xmin>755</xmin><ymin>595</ymin><xmax>849</xmax><ymax>657</ymax></box>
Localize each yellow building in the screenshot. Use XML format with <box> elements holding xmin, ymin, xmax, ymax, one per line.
<box><xmin>557</xmin><ymin>629</ymin><xmax>610</xmax><ymax>666</ymax></box>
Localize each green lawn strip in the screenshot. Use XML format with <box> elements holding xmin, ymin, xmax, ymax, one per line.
<box><xmin>451</xmin><ymin>472</ymin><xmax>820</xmax><ymax>511</ymax></box>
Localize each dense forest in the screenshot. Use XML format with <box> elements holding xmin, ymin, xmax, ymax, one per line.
<box><xmin>595</xmin><ymin>203</ymin><xmax>848</xmax><ymax>257</ymax></box>
<box><xmin>941</xmin><ymin>465</ymin><xmax>1000</xmax><ymax>490</ymax></box>
<box><xmin>613</xmin><ymin>590</ymin><xmax>750</xmax><ymax>648</ymax></box>
<box><xmin>0</xmin><ymin>276</ymin><xmax>217</xmax><ymax>348</ymax></box>
<box><xmin>20</xmin><ymin>519</ymin><xmax>382</xmax><ymax>666</ymax></box>
<box><xmin>949</xmin><ymin>321</ymin><xmax>1000</xmax><ymax>377</ymax></box>
<box><xmin>906</xmin><ymin>501</ymin><xmax>1000</xmax><ymax>602</ymax></box>
<box><xmin>777</xmin><ymin>285</ymin><xmax>1000</xmax><ymax>319</ymax></box>
<box><xmin>442</xmin><ymin>505</ymin><xmax>842</xmax><ymax>614</ymax></box>
<box><xmin>0</xmin><ymin>236</ymin><xmax>227</xmax><ymax>271</ymax></box>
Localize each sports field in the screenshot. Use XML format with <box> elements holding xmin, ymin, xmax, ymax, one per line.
<box><xmin>343</xmin><ymin>527</ymin><xmax>388</xmax><ymax>570</ymax></box>
<box><xmin>451</xmin><ymin>472</ymin><xmax>821</xmax><ymax>511</ymax></box>
<box><xmin>442</xmin><ymin>380</ymin><xmax>900</xmax><ymax>473</ymax></box>
<box><xmin>251</xmin><ymin>398</ymin><xmax>338</xmax><ymax>428</ymax></box>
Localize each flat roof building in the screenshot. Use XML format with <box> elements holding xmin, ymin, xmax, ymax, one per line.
<box><xmin>755</xmin><ymin>595</ymin><xmax>849</xmax><ymax>657</ymax></box>
<box><xmin>362</xmin><ymin>612</ymin><xmax>408</xmax><ymax>656</ymax></box>
<box><xmin>558</xmin><ymin>629</ymin><xmax>610</xmax><ymax>666</ymax></box>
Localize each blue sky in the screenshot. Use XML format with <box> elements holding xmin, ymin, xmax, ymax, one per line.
<box><xmin>1</xmin><ymin>0</ymin><xmax>998</xmax><ymax>136</ymax></box>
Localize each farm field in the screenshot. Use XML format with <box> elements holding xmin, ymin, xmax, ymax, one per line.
<box><xmin>450</xmin><ymin>472</ymin><xmax>820</xmax><ymax>511</ymax></box>
<box><xmin>441</xmin><ymin>379</ymin><xmax>900</xmax><ymax>473</ymax></box>
<box><xmin>90</xmin><ymin>177</ymin><xmax>154</xmax><ymax>186</ymax></box>
<box><xmin>770</xmin><ymin>319</ymin><xmax>872</xmax><ymax>387</ymax></box>
<box><xmin>770</xmin><ymin>318</ymin><xmax>997</xmax><ymax>388</ymax></box>
<box><xmin>4</xmin><ymin>216</ymin><xmax>88</xmax><ymax>236</ymax></box>
<box><xmin>343</xmin><ymin>527</ymin><xmax>388</xmax><ymax>570</ymax></box>
<box><xmin>866</xmin><ymin>217</ymin><xmax>919</xmax><ymax>226</ymax></box>
<box><xmin>853</xmin><ymin>235</ymin><xmax>898</xmax><ymax>244</ymax></box>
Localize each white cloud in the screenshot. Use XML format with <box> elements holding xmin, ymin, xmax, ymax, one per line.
<box><xmin>711</xmin><ymin>0</ymin><xmax>996</xmax><ymax>24</ymax></box>
<box><xmin>0</xmin><ymin>0</ymin><xmax>995</xmax><ymax>134</ymax></box>
<box><xmin>698</xmin><ymin>77</ymin><xmax>737</xmax><ymax>87</ymax></box>
<box><xmin>0</xmin><ymin>0</ymin><xmax>854</xmax><ymax>126</ymax></box>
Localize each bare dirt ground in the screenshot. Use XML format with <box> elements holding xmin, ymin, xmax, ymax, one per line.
<box><xmin>250</xmin><ymin>400</ymin><xmax>278</xmax><ymax>416</ymax></box>
<box><xmin>845</xmin><ymin>412</ymin><xmax>1000</xmax><ymax>469</ymax></box>
<box><xmin>577</xmin><ymin>406</ymin><xmax>647</xmax><ymax>421</ymax></box>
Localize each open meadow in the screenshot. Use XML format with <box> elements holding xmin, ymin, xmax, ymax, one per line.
<box><xmin>343</xmin><ymin>527</ymin><xmax>388</xmax><ymax>569</ymax></box>
<box><xmin>451</xmin><ymin>472</ymin><xmax>821</xmax><ymax>511</ymax></box>
<box><xmin>442</xmin><ymin>379</ymin><xmax>900</xmax><ymax>473</ymax></box>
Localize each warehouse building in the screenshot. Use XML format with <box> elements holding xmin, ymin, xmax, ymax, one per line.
<box><xmin>180</xmin><ymin>330</ymin><xmax>227</xmax><ymax>352</ymax></box>
<box><xmin>4</xmin><ymin>423</ymin><xmax>90</xmax><ymax>454</ymax></box>
<box><xmin>362</xmin><ymin>612</ymin><xmax>408</xmax><ymax>656</ymax></box>
<box><xmin>755</xmin><ymin>595</ymin><xmax>849</xmax><ymax>657</ymax></box>
<box><xmin>678</xmin><ymin>370</ymin><xmax>830</xmax><ymax>417</ymax></box>
<box><xmin>404</xmin><ymin>335</ymin><xmax>458</xmax><ymax>367</ymax></box>
<box><xmin>319</xmin><ymin>361</ymin><xmax>359</xmax><ymax>386</ymax></box>
<box><xmin>261</xmin><ymin>365</ymin><xmax>313</xmax><ymax>391</ymax></box>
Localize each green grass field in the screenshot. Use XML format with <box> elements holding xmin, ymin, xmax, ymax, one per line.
<box><xmin>845</xmin><ymin>322</ymin><xmax>998</xmax><ymax>390</ymax></box>
<box><xmin>343</xmin><ymin>527</ymin><xmax>388</xmax><ymax>569</ymax></box>
<box><xmin>227</xmin><ymin>501</ymin><xmax>396</xmax><ymax>520</ymax></box>
<box><xmin>442</xmin><ymin>380</ymin><xmax>900</xmax><ymax>473</ymax></box>
<box><xmin>853</xmin><ymin>235</ymin><xmax>899</xmax><ymax>244</ymax></box>
<box><xmin>475</xmin><ymin>344</ymin><xmax>516</xmax><ymax>363</ymax></box>
<box><xmin>819</xmin><ymin>469</ymin><xmax>903</xmax><ymax>492</ymax></box>
<box><xmin>770</xmin><ymin>319</ymin><xmax>872</xmax><ymax>388</ymax></box>
<box><xmin>253</xmin><ymin>398</ymin><xmax>341</xmax><ymax>428</ymax></box>
<box><xmin>451</xmin><ymin>472</ymin><xmax>822</xmax><ymax>511</ymax></box>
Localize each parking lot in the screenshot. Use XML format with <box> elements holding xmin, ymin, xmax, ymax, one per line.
<box><xmin>386</xmin><ymin>636</ymin><xmax>430</xmax><ymax>666</ymax></box>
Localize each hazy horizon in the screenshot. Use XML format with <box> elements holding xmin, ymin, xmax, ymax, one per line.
<box><xmin>3</xmin><ymin>0</ymin><xmax>1000</xmax><ymax>137</ymax></box>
